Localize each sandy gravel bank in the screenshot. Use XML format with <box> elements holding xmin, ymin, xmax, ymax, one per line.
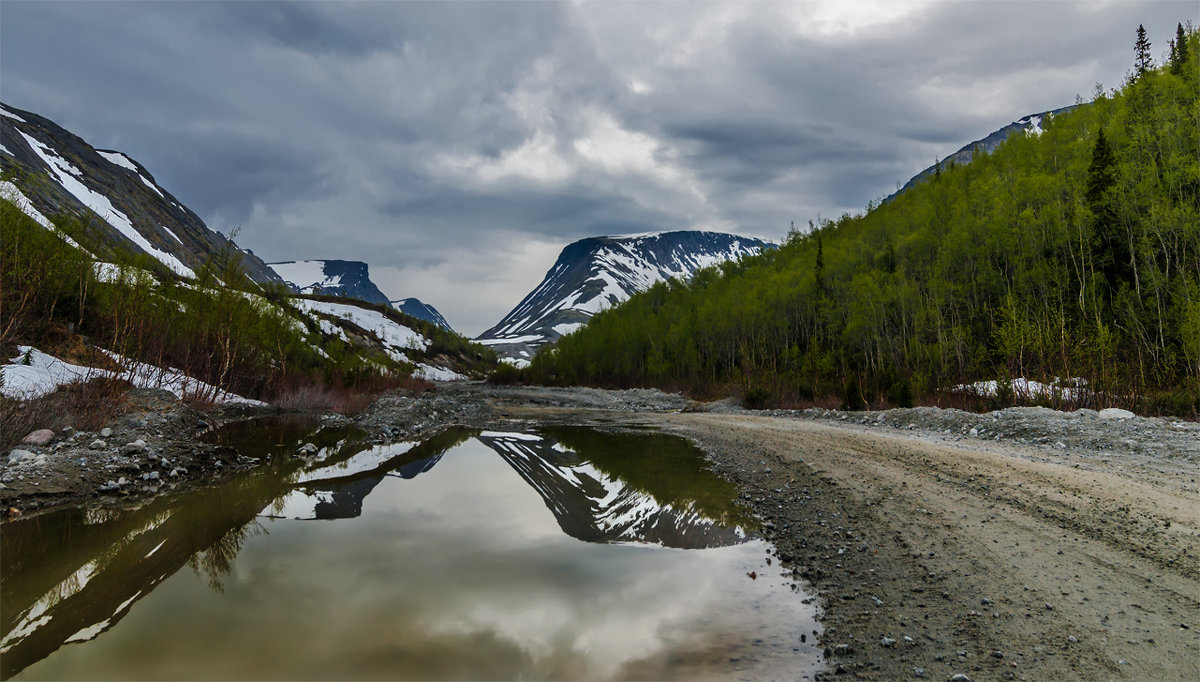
<box><xmin>646</xmin><ymin>413</ymin><xmax>1199</xmax><ymax>681</ymax></box>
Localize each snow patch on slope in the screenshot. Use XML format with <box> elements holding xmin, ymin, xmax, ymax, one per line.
<box><xmin>17</xmin><ymin>130</ymin><xmax>194</xmax><ymax>278</ymax></box>
<box><xmin>1</xmin><ymin>346</ymin><xmax>263</xmax><ymax>404</ymax></box>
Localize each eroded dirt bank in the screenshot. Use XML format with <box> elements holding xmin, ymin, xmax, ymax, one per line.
<box><xmin>3</xmin><ymin>382</ymin><xmax>1197</xmax><ymax>680</ymax></box>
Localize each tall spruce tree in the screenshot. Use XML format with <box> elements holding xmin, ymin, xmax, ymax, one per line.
<box><xmin>1135</xmin><ymin>24</ymin><xmax>1154</xmax><ymax>76</ymax></box>
<box><xmin>1172</xmin><ymin>22</ymin><xmax>1189</xmax><ymax>75</ymax></box>
<box><xmin>1085</xmin><ymin>129</ymin><xmax>1129</xmax><ymax>301</ymax></box>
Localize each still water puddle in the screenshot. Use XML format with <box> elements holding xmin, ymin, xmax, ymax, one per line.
<box><xmin>1</xmin><ymin>426</ymin><xmax>822</xmax><ymax>680</ymax></box>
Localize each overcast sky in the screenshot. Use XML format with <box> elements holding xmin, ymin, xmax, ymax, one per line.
<box><xmin>1</xmin><ymin>1</ymin><xmax>1195</xmax><ymax>335</ymax></box>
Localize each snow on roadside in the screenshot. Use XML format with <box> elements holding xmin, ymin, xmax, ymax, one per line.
<box><xmin>952</xmin><ymin>377</ymin><xmax>1089</xmax><ymax>402</ymax></box>
<box><xmin>1</xmin><ymin>346</ymin><xmax>263</xmax><ymax>405</ymax></box>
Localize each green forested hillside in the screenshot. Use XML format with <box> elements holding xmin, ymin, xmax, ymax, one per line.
<box><xmin>529</xmin><ymin>27</ymin><xmax>1199</xmax><ymax>416</ymax></box>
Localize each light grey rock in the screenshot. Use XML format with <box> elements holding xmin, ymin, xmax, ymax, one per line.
<box><xmin>880</xmin><ymin>637</ymin><xmax>897</xmax><ymax>647</ymax></box>
<box><xmin>121</xmin><ymin>439</ymin><xmax>147</xmax><ymax>454</ymax></box>
<box><xmin>7</xmin><ymin>450</ymin><xmax>35</xmax><ymax>465</ymax></box>
<box><xmin>22</xmin><ymin>429</ymin><xmax>54</xmax><ymax>446</ymax></box>
<box><xmin>1099</xmin><ymin>408</ymin><xmax>1135</xmax><ymax>420</ymax></box>
<box><xmin>100</xmin><ymin>427</ymin><xmax>113</xmax><ymax>438</ymax></box>
<box><xmin>949</xmin><ymin>675</ymin><xmax>971</xmax><ymax>682</ymax></box>
<box><xmin>89</xmin><ymin>439</ymin><xmax>107</xmax><ymax>450</ymax></box>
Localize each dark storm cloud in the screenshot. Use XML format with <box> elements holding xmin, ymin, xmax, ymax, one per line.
<box><xmin>2</xmin><ymin>0</ymin><xmax>1196</xmax><ymax>334</ymax></box>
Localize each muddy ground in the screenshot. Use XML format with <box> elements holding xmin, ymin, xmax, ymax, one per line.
<box><xmin>3</xmin><ymin>381</ymin><xmax>1197</xmax><ymax>680</ymax></box>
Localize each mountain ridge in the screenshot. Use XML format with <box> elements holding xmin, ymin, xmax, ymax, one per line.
<box><xmin>0</xmin><ymin>101</ymin><xmax>282</xmax><ymax>285</ymax></box>
<box><xmin>476</xmin><ymin>230</ymin><xmax>772</xmax><ymax>363</ymax></box>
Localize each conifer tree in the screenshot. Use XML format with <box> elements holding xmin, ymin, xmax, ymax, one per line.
<box><xmin>1085</xmin><ymin>129</ymin><xmax>1129</xmax><ymax>300</ymax></box>
<box><xmin>1135</xmin><ymin>24</ymin><xmax>1153</xmax><ymax>77</ymax></box>
<box><xmin>1171</xmin><ymin>23</ymin><xmax>1189</xmax><ymax>76</ymax></box>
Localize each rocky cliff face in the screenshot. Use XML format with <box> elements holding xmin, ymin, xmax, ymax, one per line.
<box><xmin>0</xmin><ymin>102</ymin><xmax>281</xmax><ymax>285</ymax></box>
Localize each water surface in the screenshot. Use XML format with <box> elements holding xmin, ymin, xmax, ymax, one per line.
<box><xmin>1</xmin><ymin>425</ymin><xmax>821</xmax><ymax>680</ymax></box>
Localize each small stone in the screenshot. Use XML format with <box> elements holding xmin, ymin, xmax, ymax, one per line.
<box><xmin>100</xmin><ymin>427</ymin><xmax>113</xmax><ymax>438</ymax></box>
<box><xmin>969</xmin><ymin>427</ymin><xmax>979</xmax><ymax>437</ymax></box>
<box><xmin>981</xmin><ymin>597</ymin><xmax>992</xmax><ymax>605</ymax></box>
<box><xmin>7</xmin><ymin>449</ymin><xmax>35</xmax><ymax>465</ymax></box>
<box><xmin>1067</xmin><ymin>635</ymin><xmax>1078</xmax><ymax>644</ymax></box>
<box><xmin>117</xmin><ymin>476</ymin><xmax>128</xmax><ymax>487</ymax></box>
<box><xmin>62</xmin><ymin>426</ymin><xmax>76</xmax><ymax>437</ymax></box>
<box><xmin>834</xmin><ymin>643</ymin><xmax>853</xmax><ymax>656</ymax></box>
<box><xmin>880</xmin><ymin>637</ymin><xmax>897</xmax><ymax>648</ymax></box>
<box><xmin>1055</xmin><ymin>441</ymin><xmax>1066</xmax><ymax>450</ymax></box>
<box><xmin>22</xmin><ymin>429</ymin><xmax>54</xmax><ymax>446</ymax></box>
<box><xmin>949</xmin><ymin>675</ymin><xmax>971</xmax><ymax>682</ymax></box>
<box><xmin>914</xmin><ymin>667</ymin><xmax>926</xmax><ymax>678</ymax></box>
<box><xmin>1098</xmin><ymin>408</ymin><xmax>1135</xmax><ymax>420</ymax></box>
<box><xmin>823</xmin><ymin>646</ymin><xmax>833</xmax><ymax>658</ymax></box>
<box><xmin>141</xmin><ymin>471</ymin><xmax>160</xmax><ymax>481</ymax></box>
<box><xmin>992</xmin><ymin>650</ymin><xmax>1004</xmax><ymax>659</ymax></box>
<box><xmin>1045</xmin><ymin>602</ymin><xmax>1054</xmax><ymax>610</ymax></box>
<box><xmin>89</xmin><ymin>439</ymin><xmax>107</xmax><ymax>450</ymax></box>
<box><xmin>121</xmin><ymin>439</ymin><xmax>147</xmax><ymax>454</ymax></box>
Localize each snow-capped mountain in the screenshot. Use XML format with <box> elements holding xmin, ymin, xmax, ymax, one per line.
<box><xmin>887</xmin><ymin>105</ymin><xmax>1076</xmax><ymax>202</ymax></box>
<box><xmin>477</xmin><ymin>230</ymin><xmax>772</xmax><ymax>362</ymax></box>
<box><xmin>391</xmin><ymin>298</ymin><xmax>453</xmax><ymax>331</ymax></box>
<box><xmin>268</xmin><ymin>260</ymin><xmax>454</xmax><ymax>332</ymax></box>
<box><xmin>477</xmin><ymin>431</ymin><xmax>748</xmax><ymax>549</ymax></box>
<box><xmin>268</xmin><ymin>259</ymin><xmax>392</xmax><ymax>306</ymax></box>
<box><xmin>0</xmin><ymin>101</ymin><xmax>282</xmax><ymax>285</ymax></box>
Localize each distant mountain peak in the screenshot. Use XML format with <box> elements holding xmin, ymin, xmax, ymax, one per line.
<box><xmin>268</xmin><ymin>259</ymin><xmax>392</xmax><ymax>307</ymax></box>
<box><xmin>477</xmin><ymin>230</ymin><xmax>772</xmax><ymax>363</ymax></box>
<box><xmin>390</xmin><ymin>298</ymin><xmax>453</xmax><ymax>331</ymax></box>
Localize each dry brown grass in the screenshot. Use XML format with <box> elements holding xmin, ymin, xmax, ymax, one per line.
<box><xmin>0</xmin><ymin>377</ymin><xmax>130</xmax><ymax>451</ymax></box>
<box><xmin>270</xmin><ymin>374</ymin><xmax>433</xmax><ymax>417</ymax></box>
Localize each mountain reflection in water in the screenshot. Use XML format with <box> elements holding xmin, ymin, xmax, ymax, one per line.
<box><xmin>1</xmin><ymin>425</ymin><xmax>818</xmax><ymax>681</ymax></box>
